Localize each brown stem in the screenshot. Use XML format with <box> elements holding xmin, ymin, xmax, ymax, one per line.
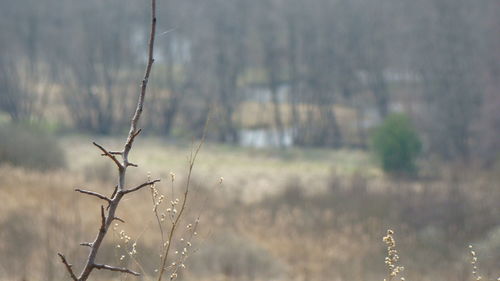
<box><xmin>58</xmin><ymin>253</ymin><xmax>78</xmax><ymax>281</ymax></box>
<box><xmin>123</xmin><ymin>179</ymin><xmax>161</xmax><ymax>194</ymax></box>
<box><xmin>93</xmin><ymin>142</ymin><xmax>123</xmax><ymax>169</ymax></box>
<box><xmin>58</xmin><ymin>0</ymin><xmax>157</xmax><ymax>280</ymax></box>
<box><xmin>74</xmin><ymin>189</ymin><xmax>111</xmax><ymax>204</ymax></box>
<box><xmin>156</xmin><ymin>138</ymin><xmax>204</xmax><ymax>281</ymax></box>
<box><xmin>93</xmin><ymin>263</ymin><xmax>140</xmax><ymax>276</ymax></box>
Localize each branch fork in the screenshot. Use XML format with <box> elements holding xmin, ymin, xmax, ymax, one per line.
<box><xmin>59</xmin><ymin>0</ymin><xmax>158</xmax><ymax>280</ymax></box>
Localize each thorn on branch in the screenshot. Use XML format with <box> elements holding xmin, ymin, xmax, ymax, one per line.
<box><xmin>58</xmin><ymin>0</ymin><xmax>157</xmax><ymax>279</ymax></box>
<box><xmin>93</xmin><ymin>263</ymin><xmax>140</xmax><ymax>276</ymax></box>
<box><xmin>80</xmin><ymin>242</ymin><xmax>93</xmax><ymax>248</ymax></box>
<box><xmin>132</xmin><ymin>128</ymin><xmax>142</xmax><ymax>138</ymax></box>
<box><xmin>58</xmin><ymin>253</ymin><xmax>78</xmax><ymax>281</ymax></box>
<box><xmin>100</xmin><ymin>205</ymin><xmax>106</xmax><ymax>231</ymax></box>
<box><xmin>131</xmin><ymin>128</ymin><xmax>142</xmax><ymax>143</ymax></box>
<box><xmin>110</xmin><ymin>185</ymin><xmax>118</xmax><ymax>199</ymax></box>
<box><xmin>93</xmin><ymin>142</ymin><xmax>123</xmax><ymax>168</ymax></box>
<box><xmin>127</xmin><ymin>128</ymin><xmax>142</xmax><ymax>148</ymax></box>
<box><xmin>113</xmin><ymin>217</ymin><xmax>125</xmax><ymax>223</ymax></box>
<box><xmin>126</xmin><ymin>162</ymin><xmax>138</xmax><ymax>167</ymax></box>
<box><xmin>107</xmin><ymin>186</ymin><xmax>118</xmax><ymax>210</ymax></box>
<box><xmin>122</xmin><ymin>179</ymin><xmax>160</xmax><ymax>194</ymax></box>
<box><xmin>75</xmin><ymin>189</ymin><xmax>112</xmax><ymax>204</ymax></box>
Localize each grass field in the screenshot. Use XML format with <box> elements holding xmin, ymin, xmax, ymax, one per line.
<box><xmin>62</xmin><ymin>136</ymin><xmax>379</xmax><ymax>202</ymax></box>
<box><xmin>1</xmin><ymin>135</ymin><xmax>499</xmax><ymax>281</ymax></box>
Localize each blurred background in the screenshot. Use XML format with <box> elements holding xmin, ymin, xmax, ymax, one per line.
<box><xmin>0</xmin><ymin>0</ymin><xmax>499</xmax><ymax>280</ymax></box>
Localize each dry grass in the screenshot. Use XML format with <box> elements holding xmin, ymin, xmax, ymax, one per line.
<box><xmin>61</xmin><ymin>136</ymin><xmax>378</xmax><ymax>202</ymax></box>
<box><xmin>237</xmin><ymin>101</ymin><xmax>357</xmax><ymax>129</ymax></box>
<box><xmin>1</xmin><ymin>136</ymin><xmax>499</xmax><ymax>281</ymax></box>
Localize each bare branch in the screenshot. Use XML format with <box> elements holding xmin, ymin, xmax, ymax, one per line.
<box><xmin>123</xmin><ymin>179</ymin><xmax>160</xmax><ymax>194</ymax></box>
<box><xmin>57</xmin><ymin>253</ymin><xmax>78</xmax><ymax>281</ymax></box>
<box><xmin>75</xmin><ymin>189</ymin><xmax>112</xmax><ymax>203</ymax></box>
<box><xmin>130</xmin><ymin>128</ymin><xmax>142</xmax><ymax>143</ymax></box>
<box><xmin>157</xmin><ymin>136</ymin><xmax>204</xmax><ymax>281</ymax></box>
<box><xmin>123</xmin><ymin>0</ymin><xmax>156</xmax><ymax>156</ymax></box>
<box><xmin>93</xmin><ymin>142</ymin><xmax>123</xmax><ymax>168</ymax></box>
<box><xmin>110</xmin><ymin>185</ymin><xmax>118</xmax><ymax>199</ymax></box>
<box><xmin>59</xmin><ymin>0</ymin><xmax>157</xmax><ymax>280</ymax></box>
<box><xmin>100</xmin><ymin>205</ymin><xmax>106</xmax><ymax>231</ymax></box>
<box><xmin>126</xmin><ymin>162</ymin><xmax>139</xmax><ymax>167</ymax></box>
<box><xmin>107</xmin><ymin>186</ymin><xmax>119</xmax><ymax>210</ymax></box>
<box><xmin>93</xmin><ymin>263</ymin><xmax>140</xmax><ymax>276</ymax></box>
<box><xmin>113</xmin><ymin>217</ymin><xmax>125</xmax><ymax>223</ymax></box>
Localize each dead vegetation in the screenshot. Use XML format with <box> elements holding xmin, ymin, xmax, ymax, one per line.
<box><xmin>0</xmin><ymin>146</ymin><xmax>499</xmax><ymax>281</ymax></box>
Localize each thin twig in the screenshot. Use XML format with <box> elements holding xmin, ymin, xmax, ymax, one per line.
<box><xmin>169</xmin><ymin>217</ymin><xmax>200</xmax><ymax>278</ymax></box>
<box><xmin>150</xmin><ymin>183</ymin><xmax>165</xmax><ymax>247</ymax></box>
<box><xmin>100</xmin><ymin>205</ymin><xmax>106</xmax><ymax>230</ymax></box>
<box><xmin>112</xmin><ymin>217</ymin><xmax>125</xmax><ymax>223</ymax></box>
<box><xmin>123</xmin><ymin>179</ymin><xmax>161</xmax><ymax>194</ymax></box>
<box><xmin>123</xmin><ymin>0</ymin><xmax>155</xmax><ymax>158</ymax></box>
<box><xmin>93</xmin><ymin>263</ymin><xmax>141</xmax><ymax>276</ymax></box>
<box><xmin>110</xmin><ymin>185</ymin><xmax>118</xmax><ymax>199</ymax></box>
<box><xmin>107</xmin><ymin>185</ymin><xmax>119</xmax><ymax>210</ymax></box>
<box><xmin>129</xmin><ymin>128</ymin><xmax>142</xmax><ymax>145</ymax></box>
<box><xmin>58</xmin><ymin>253</ymin><xmax>78</xmax><ymax>281</ymax></box>
<box><xmin>93</xmin><ymin>142</ymin><xmax>123</xmax><ymax>168</ymax></box>
<box><xmin>59</xmin><ymin>0</ymin><xmax>157</xmax><ymax>279</ymax></box>
<box><xmin>75</xmin><ymin>189</ymin><xmax>112</xmax><ymax>203</ymax></box>
<box><xmin>127</xmin><ymin>162</ymin><xmax>139</xmax><ymax>167</ymax></box>
<box><xmin>157</xmin><ymin>136</ymin><xmax>204</xmax><ymax>281</ymax></box>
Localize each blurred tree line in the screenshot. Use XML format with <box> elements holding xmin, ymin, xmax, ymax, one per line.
<box><xmin>0</xmin><ymin>0</ymin><xmax>498</xmax><ymax>165</ymax></box>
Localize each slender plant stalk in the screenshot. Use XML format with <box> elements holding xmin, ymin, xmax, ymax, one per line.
<box><xmin>156</xmin><ymin>139</ymin><xmax>204</xmax><ymax>281</ymax></box>
<box><xmin>58</xmin><ymin>0</ymin><xmax>158</xmax><ymax>280</ymax></box>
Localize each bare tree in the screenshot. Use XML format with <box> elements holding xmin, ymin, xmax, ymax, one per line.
<box><xmin>283</xmin><ymin>0</ymin><xmax>304</xmax><ymax>143</ymax></box>
<box><xmin>0</xmin><ymin>56</ymin><xmax>28</xmax><ymax>121</ymax></box>
<box><xmin>258</xmin><ymin>0</ymin><xmax>287</xmax><ymax>147</ymax></box>
<box><xmin>295</xmin><ymin>0</ymin><xmax>343</xmax><ymax>147</ymax></box>
<box><xmin>58</xmin><ymin>0</ymin><xmax>160</xmax><ymax>279</ymax></box>
<box><xmin>474</xmin><ymin>0</ymin><xmax>500</xmax><ymax>166</ymax></box>
<box><xmin>1</xmin><ymin>0</ymin><xmax>498</xmax><ymax>163</ymax></box>
<box><xmin>414</xmin><ymin>0</ymin><xmax>482</xmax><ymax>161</ymax></box>
<box><xmin>56</xmin><ymin>0</ymin><xmax>140</xmax><ymax>134</ymax></box>
<box><xmin>185</xmin><ymin>0</ymin><xmax>247</xmax><ymax>143</ymax></box>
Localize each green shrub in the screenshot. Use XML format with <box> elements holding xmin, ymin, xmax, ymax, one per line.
<box><xmin>371</xmin><ymin>113</ymin><xmax>421</xmax><ymax>175</ymax></box>
<box><xmin>0</xmin><ymin>123</ymin><xmax>65</xmax><ymax>170</ymax></box>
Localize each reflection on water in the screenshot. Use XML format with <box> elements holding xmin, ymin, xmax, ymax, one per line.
<box><xmin>239</xmin><ymin>128</ymin><xmax>294</xmax><ymax>148</ymax></box>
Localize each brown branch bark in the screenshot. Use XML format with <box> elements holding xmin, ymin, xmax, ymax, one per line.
<box><xmin>99</xmin><ymin>205</ymin><xmax>106</xmax><ymax>230</ymax></box>
<box><xmin>112</xmin><ymin>216</ymin><xmax>125</xmax><ymax>223</ymax></box>
<box><xmin>110</xmin><ymin>185</ymin><xmax>118</xmax><ymax>199</ymax></box>
<box><xmin>92</xmin><ymin>142</ymin><xmax>123</xmax><ymax>169</ymax></box>
<box><xmin>80</xmin><ymin>242</ymin><xmax>93</xmax><ymax>248</ymax></box>
<box><xmin>58</xmin><ymin>0</ymin><xmax>157</xmax><ymax>280</ymax></box>
<box><xmin>123</xmin><ymin>179</ymin><xmax>161</xmax><ymax>194</ymax></box>
<box><xmin>74</xmin><ymin>189</ymin><xmax>112</xmax><ymax>203</ymax></box>
<box><xmin>93</xmin><ymin>263</ymin><xmax>140</xmax><ymax>276</ymax></box>
<box><xmin>126</xmin><ymin>162</ymin><xmax>139</xmax><ymax>167</ymax></box>
<box><xmin>58</xmin><ymin>253</ymin><xmax>78</xmax><ymax>281</ymax></box>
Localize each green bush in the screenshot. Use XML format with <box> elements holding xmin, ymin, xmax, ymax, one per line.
<box><xmin>371</xmin><ymin>113</ymin><xmax>421</xmax><ymax>175</ymax></box>
<box><xmin>0</xmin><ymin>123</ymin><xmax>65</xmax><ymax>170</ymax></box>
